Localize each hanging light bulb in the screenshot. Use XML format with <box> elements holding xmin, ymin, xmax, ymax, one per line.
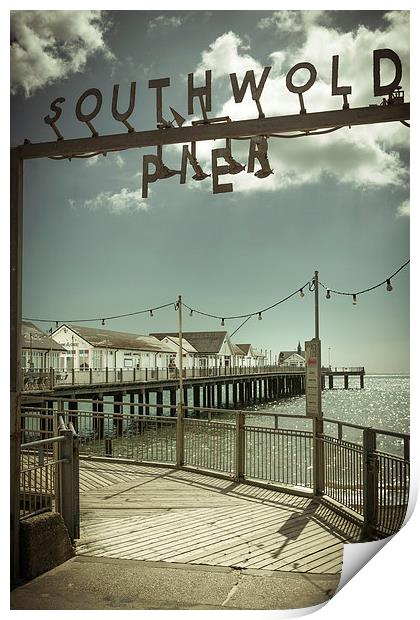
<box><xmin>174</xmin><ymin>302</ymin><xmax>179</xmax><ymax>311</ymax></box>
<box><xmin>386</xmin><ymin>279</ymin><xmax>393</xmax><ymax>292</ymax></box>
<box><xmin>299</xmin><ymin>288</ymin><xmax>305</xmax><ymax>298</ymax></box>
<box><xmin>149</xmin><ymin>309</ymin><xmax>154</xmax><ymax>317</ymax></box>
<box><xmin>102</xmin><ymin>319</ymin><xmax>105</xmax><ymax>326</ymax></box>
<box><xmin>258</xmin><ymin>312</ymin><xmax>262</xmax><ymax>320</ymax></box>
<box><xmin>352</xmin><ymin>294</ymin><xmax>357</xmax><ymax>305</ymax></box>
<box><xmin>221</xmin><ymin>318</ymin><xmax>225</xmax><ymax>326</ymax></box>
<box><xmin>189</xmin><ymin>308</ymin><xmax>193</xmax><ymax>317</ymax></box>
<box><xmin>326</xmin><ymin>289</ymin><xmax>331</xmax><ymax>299</ymax></box>
<box><xmin>55</xmin><ymin>321</ymin><xmax>59</xmax><ymax>329</ymax></box>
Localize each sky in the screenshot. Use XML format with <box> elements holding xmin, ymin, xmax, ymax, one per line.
<box><xmin>9</xmin><ymin>7</ymin><xmax>411</xmax><ymax>373</ymax></box>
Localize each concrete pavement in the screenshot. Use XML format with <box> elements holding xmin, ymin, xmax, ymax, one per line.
<box><xmin>11</xmin><ymin>555</ymin><xmax>339</xmax><ymax>610</ymax></box>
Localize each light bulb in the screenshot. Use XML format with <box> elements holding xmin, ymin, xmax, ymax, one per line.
<box><xmin>102</xmin><ymin>319</ymin><xmax>105</xmax><ymax>326</ymax></box>
<box><xmin>326</xmin><ymin>289</ymin><xmax>331</xmax><ymax>299</ymax></box>
<box><xmin>352</xmin><ymin>294</ymin><xmax>357</xmax><ymax>305</ymax></box>
<box><xmin>221</xmin><ymin>318</ymin><xmax>225</xmax><ymax>326</ymax></box>
<box><xmin>149</xmin><ymin>310</ymin><xmax>154</xmax><ymax>317</ymax></box>
<box><xmin>258</xmin><ymin>312</ymin><xmax>262</xmax><ymax>320</ymax></box>
<box><xmin>386</xmin><ymin>279</ymin><xmax>393</xmax><ymax>292</ymax></box>
<box><xmin>189</xmin><ymin>309</ymin><xmax>193</xmax><ymax>317</ymax></box>
<box><xmin>299</xmin><ymin>289</ymin><xmax>305</xmax><ymax>298</ymax></box>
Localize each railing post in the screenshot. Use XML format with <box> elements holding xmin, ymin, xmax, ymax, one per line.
<box><xmin>68</xmin><ymin>422</ymin><xmax>80</xmax><ymax>539</ymax></box>
<box><xmin>363</xmin><ymin>427</ymin><xmax>378</xmax><ymax>539</ymax></box>
<box><xmin>71</xmin><ymin>368</ymin><xmax>75</xmax><ymax>385</ymax></box>
<box><xmin>313</xmin><ymin>417</ymin><xmax>325</xmax><ymax>495</ymax></box>
<box><xmin>106</xmin><ymin>366</ymin><xmax>109</xmax><ymax>383</ymax></box>
<box><xmin>235</xmin><ymin>412</ymin><xmax>245</xmax><ymax>481</ymax></box>
<box><xmin>58</xmin><ymin>429</ymin><xmax>75</xmax><ymax>541</ymax></box>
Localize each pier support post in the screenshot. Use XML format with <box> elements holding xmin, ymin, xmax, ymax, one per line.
<box><xmin>113</xmin><ymin>393</ymin><xmax>123</xmax><ymax>437</ymax></box>
<box><xmin>329</xmin><ymin>375</ymin><xmax>334</xmax><ymax>389</ymax></box>
<box><xmin>360</xmin><ymin>374</ymin><xmax>364</xmax><ymax>389</ymax></box>
<box><xmin>67</xmin><ymin>399</ymin><xmax>78</xmax><ymax>433</ymax></box>
<box><xmin>156</xmin><ymin>389</ymin><xmax>163</xmax><ymax>416</ymax></box>
<box><xmin>193</xmin><ymin>385</ymin><xmax>200</xmax><ymax>415</ymax></box>
<box><xmin>217</xmin><ymin>383</ymin><xmax>222</xmax><ymax>408</ymax></box>
<box><xmin>225</xmin><ymin>382</ymin><xmax>230</xmax><ymax>408</ymax></box>
<box><xmin>344</xmin><ymin>375</ymin><xmax>349</xmax><ymax>389</ymax></box>
<box><xmin>170</xmin><ymin>389</ymin><xmax>177</xmax><ymax>417</ymax></box>
<box><xmin>92</xmin><ymin>395</ymin><xmax>104</xmax><ymax>441</ymax></box>
<box><xmin>233</xmin><ymin>382</ymin><xmax>238</xmax><ymax>408</ymax></box>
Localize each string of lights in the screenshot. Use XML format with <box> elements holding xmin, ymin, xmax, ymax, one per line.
<box><xmin>22</xmin><ymin>301</ymin><xmax>176</xmax><ymax>327</ymax></box>
<box><xmin>23</xmin><ymin>260</ymin><xmax>409</xmax><ymax>328</ymax></box>
<box><xmin>182</xmin><ymin>282</ymin><xmax>311</xmax><ymax>323</ymax></box>
<box><xmin>318</xmin><ymin>259</ymin><xmax>410</xmax><ymax>305</ymax></box>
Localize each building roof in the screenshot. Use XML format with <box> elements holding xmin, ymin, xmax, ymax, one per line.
<box><xmin>236</xmin><ymin>344</ymin><xmax>266</xmax><ymax>358</ymax></box>
<box><xmin>151</xmin><ymin>331</ymin><xmax>231</xmax><ymax>354</ymax></box>
<box><xmin>58</xmin><ymin>324</ymin><xmax>174</xmax><ymax>353</ymax></box>
<box><xmin>161</xmin><ymin>336</ymin><xmax>198</xmax><ymax>354</ymax></box>
<box><xmin>278</xmin><ymin>351</ymin><xmax>305</xmax><ymax>363</ymax></box>
<box><xmin>232</xmin><ymin>343</ymin><xmax>246</xmax><ymax>356</ymax></box>
<box><xmin>22</xmin><ymin>321</ymin><xmax>66</xmax><ymax>351</ymax></box>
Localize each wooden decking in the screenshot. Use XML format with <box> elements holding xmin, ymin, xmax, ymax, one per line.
<box><xmin>77</xmin><ymin>459</ymin><xmax>361</xmax><ymax>574</ymax></box>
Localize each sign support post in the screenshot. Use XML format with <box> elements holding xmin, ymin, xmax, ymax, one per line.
<box><xmin>306</xmin><ymin>270</ymin><xmax>324</xmax><ymax>496</ymax></box>
<box><xmin>176</xmin><ymin>295</ymin><xmax>184</xmax><ymax>467</ymax></box>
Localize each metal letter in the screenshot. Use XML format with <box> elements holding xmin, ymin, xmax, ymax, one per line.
<box><xmin>188</xmin><ymin>71</ymin><xmax>212</xmax><ymax>117</ymax></box>
<box><xmin>373</xmin><ymin>48</ymin><xmax>402</xmax><ymax>97</ymax></box>
<box><xmin>142</xmin><ymin>154</ymin><xmax>160</xmax><ymax>198</ymax></box>
<box><xmin>75</xmin><ymin>88</ymin><xmax>103</xmax><ymax>137</ymax></box>
<box><xmin>180</xmin><ymin>144</ymin><xmax>210</xmax><ymax>184</ymax></box>
<box><xmin>332</xmin><ymin>55</ymin><xmax>351</xmax><ymax>109</ymax></box>
<box><xmin>44</xmin><ymin>97</ymin><xmax>66</xmax><ymax>140</ymax></box>
<box><xmin>247</xmin><ymin>136</ymin><xmax>273</xmax><ymax>178</ymax></box>
<box><xmin>230</xmin><ymin>67</ymin><xmax>271</xmax><ymax>118</ymax></box>
<box><xmin>112</xmin><ymin>82</ymin><xmax>136</xmax><ymax>132</ymax></box>
<box><xmin>212</xmin><ymin>148</ymin><xmax>233</xmax><ymax>194</ymax></box>
<box><xmin>149</xmin><ymin>78</ymin><xmax>170</xmax><ymax>127</ymax></box>
<box><xmin>286</xmin><ymin>62</ymin><xmax>317</xmax><ymax>114</ymax></box>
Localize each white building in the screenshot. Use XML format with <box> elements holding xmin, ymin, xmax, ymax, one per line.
<box><xmin>21</xmin><ymin>321</ymin><xmax>66</xmax><ymax>371</ymax></box>
<box><xmin>151</xmin><ymin>331</ymin><xmax>238</xmax><ymax>369</ymax></box>
<box><xmin>235</xmin><ymin>344</ymin><xmax>266</xmax><ymax>367</ymax></box>
<box><xmin>51</xmin><ymin>324</ymin><xmax>174</xmax><ymax>370</ymax></box>
<box><xmin>159</xmin><ymin>336</ymin><xmax>198</xmax><ymax>369</ymax></box>
<box><xmin>278</xmin><ymin>342</ymin><xmax>306</xmax><ymax>368</ymax></box>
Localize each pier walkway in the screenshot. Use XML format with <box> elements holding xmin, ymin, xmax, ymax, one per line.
<box><xmin>12</xmin><ymin>458</ymin><xmax>362</xmax><ymax>610</ymax></box>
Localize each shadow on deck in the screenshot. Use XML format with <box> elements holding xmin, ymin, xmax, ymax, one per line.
<box><xmin>77</xmin><ymin>459</ymin><xmax>362</xmax><ymax>574</ymax></box>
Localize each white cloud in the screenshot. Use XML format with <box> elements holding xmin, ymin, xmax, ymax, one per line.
<box><xmin>84</xmin><ymin>152</ymin><xmax>125</xmax><ymax>168</ymax></box>
<box><xmin>148</xmin><ymin>15</ymin><xmax>186</xmax><ymax>32</ymax></box>
<box><xmin>190</xmin><ymin>13</ymin><xmax>409</xmax><ymax>195</ymax></box>
<box><xmin>257</xmin><ymin>10</ymin><xmax>329</xmax><ymax>33</ymax></box>
<box><xmin>396</xmin><ymin>199</ymin><xmax>410</xmax><ymax>217</ymax></box>
<box><xmin>11</xmin><ymin>11</ymin><xmax>114</xmax><ymax>96</ymax></box>
<box><xmin>75</xmin><ymin>188</ymin><xmax>150</xmax><ymax>214</ymax></box>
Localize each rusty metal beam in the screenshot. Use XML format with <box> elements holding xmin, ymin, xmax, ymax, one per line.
<box><xmin>14</xmin><ymin>103</ymin><xmax>409</xmax><ymax>160</ymax></box>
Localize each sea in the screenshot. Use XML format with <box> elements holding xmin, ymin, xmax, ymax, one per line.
<box><xmin>253</xmin><ymin>374</ymin><xmax>410</xmax><ymax>434</ymax></box>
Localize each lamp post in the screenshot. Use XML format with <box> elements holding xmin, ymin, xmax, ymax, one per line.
<box><xmin>176</xmin><ymin>295</ymin><xmax>184</xmax><ymax>467</ymax></box>
<box><xmin>328</xmin><ymin>347</ymin><xmax>331</xmax><ymax>369</ymax></box>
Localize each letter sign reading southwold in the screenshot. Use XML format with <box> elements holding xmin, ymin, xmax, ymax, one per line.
<box><xmin>37</xmin><ymin>49</ymin><xmax>408</xmax><ymax>198</ymax></box>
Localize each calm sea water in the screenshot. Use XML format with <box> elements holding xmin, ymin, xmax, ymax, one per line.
<box><xmin>253</xmin><ymin>375</ymin><xmax>410</xmax><ymax>434</ymax></box>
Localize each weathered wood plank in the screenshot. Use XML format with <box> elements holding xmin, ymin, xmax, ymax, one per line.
<box><xmin>77</xmin><ymin>460</ymin><xmax>361</xmax><ymax>574</ymax></box>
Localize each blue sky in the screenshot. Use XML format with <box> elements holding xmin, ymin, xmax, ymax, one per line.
<box><xmin>10</xmin><ymin>8</ymin><xmax>410</xmax><ymax>373</ymax></box>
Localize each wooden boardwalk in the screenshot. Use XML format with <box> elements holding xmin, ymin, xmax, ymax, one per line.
<box><xmin>77</xmin><ymin>459</ymin><xmax>361</xmax><ymax>574</ymax></box>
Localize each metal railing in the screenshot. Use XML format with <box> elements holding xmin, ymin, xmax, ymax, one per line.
<box><xmin>19</xmin><ymin>399</ymin><xmax>408</xmax><ymax>539</ymax></box>
<box><xmin>21</xmin><ymin>364</ymin><xmax>310</xmax><ymax>391</ymax></box>
<box><xmin>19</xmin><ymin>421</ymin><xmax>80</xmax><ymax>541</ymax></box>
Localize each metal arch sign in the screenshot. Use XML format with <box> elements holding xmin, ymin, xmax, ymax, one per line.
<box><xmin>23</xmin><ymin>48</ymin><xmax>408</xmax><ymax>198</ymax></box>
